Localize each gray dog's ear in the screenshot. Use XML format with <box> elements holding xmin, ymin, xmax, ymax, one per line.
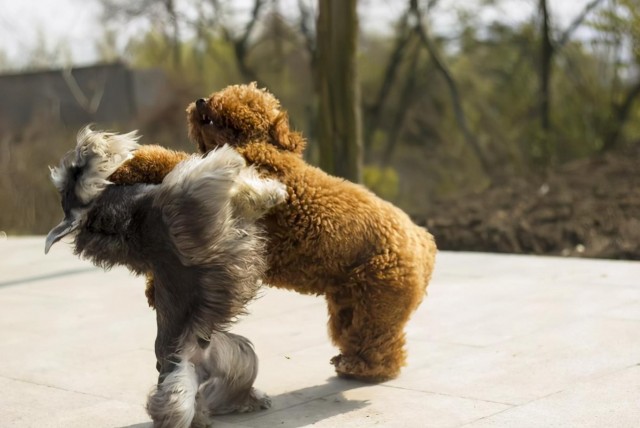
<box><xmin>45</xmin><ymin>213</ymin><xmax>80</xmax><ymax>254</ymax></box>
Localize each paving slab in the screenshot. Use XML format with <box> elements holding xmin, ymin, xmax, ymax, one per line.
<box><xmin>465</xmin><ymin>366</ymin><xmax>640</xmax><ymax>428</ymax></box>
<box><xmin>0</xmin><ymin>236</ymin><xmax>639</xmax><ymax>427</ymax></box>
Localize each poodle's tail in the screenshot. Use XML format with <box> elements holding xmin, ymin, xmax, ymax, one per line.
<box><xmin>416</xmin><ymin>227</ymin><xmax>438</xmax><ymax>295</ymax></box>
<box><xmin>425</xmin><ymin>232</ymin><xmax>437</xmax><ymax>290</ymax></box>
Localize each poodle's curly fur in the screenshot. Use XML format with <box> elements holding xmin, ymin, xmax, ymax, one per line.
<box><xmin>111</xmin><ymin>83</ymin><xmax>437</xmax><ymax>382</ymax></box>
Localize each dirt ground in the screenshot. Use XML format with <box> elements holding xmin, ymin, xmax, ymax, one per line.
<box><xmin>419</xmin><ymin>146</ymin><xmax>640</xmax><ymax>261</ymax></box>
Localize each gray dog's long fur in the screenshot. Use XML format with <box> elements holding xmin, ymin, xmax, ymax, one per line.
<box><xmin>48</xmin><ymin>127</ymin><xmax>285</xmax><ymax>427</ymax></box>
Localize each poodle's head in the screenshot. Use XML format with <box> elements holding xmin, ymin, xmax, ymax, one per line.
<box><xmin>186</xmin><ymin>82</ymin><xmax>305</xmax><ymax>155</ymax></box>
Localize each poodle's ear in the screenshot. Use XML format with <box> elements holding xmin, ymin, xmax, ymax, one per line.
<box><xmin>270</xmin><ymin>112</ymin><xmax>305</xmax><ymax>155</ymax></box>
<box><xmin>186</xmin><ymin>102</ymin><xmax>207</xmax><ymax>153</ymax></box>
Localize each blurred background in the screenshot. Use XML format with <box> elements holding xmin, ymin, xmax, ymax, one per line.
<box><xmin>0</xmin><ymin>0</ymin><xmax>638</xmax><ymax>259</ymax></box>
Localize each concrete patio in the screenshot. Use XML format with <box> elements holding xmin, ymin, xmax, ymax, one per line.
<box><xmin>1</xmin><ymin>236</ymin><xmax>639</xmax><ymax>427</ymax></box>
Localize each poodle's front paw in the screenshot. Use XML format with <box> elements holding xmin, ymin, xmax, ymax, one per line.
<box><xmin>331</xmin><ymin>354</ymin><xmax>354</xmax><ymax>374</ymax></box>
<box><xmin>331</xmin><ymin>354</ymin><xmax>397</xmax><ymax>383</ymax></box>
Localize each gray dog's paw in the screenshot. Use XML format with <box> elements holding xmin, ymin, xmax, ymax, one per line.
<box><xmin>237</xmin><ymin>388</ymin><xmax>271</xmax><ymax>413</ymax></box>
<box><xmin>267</xmin><ymin>180</ymin><xmax>288</xmax><ymax>208</ymax></box>
<box><xmin>255</xmin><ymin>388</ymin><xmax>272</xmax><ymax>410</ymax></box>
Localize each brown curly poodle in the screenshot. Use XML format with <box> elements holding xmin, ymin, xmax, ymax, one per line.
<box><xmin>111</xmin><ymin>83</ymin><xmax>437</xmax><ymax>382</ymax></box>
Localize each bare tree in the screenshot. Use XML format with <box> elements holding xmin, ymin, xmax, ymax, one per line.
<box><xmin>537</xmin><ymin>0</ymin><xmax>605</xmax><ymax>163</ymax></box>
<box><xmin>62</xmin><ymin>68</ymin><xmax>106</xmax><ymax>114</ymax></box>
<box><xmin>604</xmin><ymin>80</ymin><xmax>640</xmax><ymax>151</ymax></box>
<box><xmin>316</xmin><ymin>0</ymin><xmax>362</xmax><ymax>182</ymax></box>
<box><xmin>100</xmin><ymin>0</ymin><xmax>269</xmax><ymax>84</ymax></box>
<box><xmin>164</xmin><ymin>0</ymin><xmax>182</xmax><ymax>70</ymax></box>
<box><xmin>381</xmin><ymin>42</ymin><xmax>421</xmax><ymax>164</ymax></box>
<box><xmin>101</xmin><ymin>0</ymin><xmax>183</xmax><ymax>69</ymax></box>
<box><xmin>410</xmin><ymin>0</ymin><xmax>492</xmax><ymax>175</ymax></box>
<box><xmin>539</xmin><ymin>0</ymin><xmax>552</xmax><ymax>137</ymax></box>
<box><xmin>297</xmin><ymin>0</ymin><xmax>318</xmax><ymax>84</ymax></box>
<box><xmin>363</xmin><ymin>7</ymin><xmax>414</xmax><ymax>160</ymax></box>
<box><xmin>597</xmin><ymin>0</ymin><xmax>640</xmax><ymax>151</ymax></box>
<box><xmin>215</xmin><ymin>0</ymin><xmax>268</xmax><ymax>85</ymax></box>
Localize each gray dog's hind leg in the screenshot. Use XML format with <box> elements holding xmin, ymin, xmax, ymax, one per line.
<box><xmin>194</xmin><ymin>332</ymin><xmax>271</xmax><ymax>416</ymax></box>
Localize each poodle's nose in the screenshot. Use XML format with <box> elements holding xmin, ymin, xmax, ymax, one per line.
<box><xmin>196</xmin><ymin>98</ymin><xmax>207</xmax><ymax>110</ymax></box>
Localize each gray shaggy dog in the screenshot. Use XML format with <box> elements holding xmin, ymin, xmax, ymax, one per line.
<box><xmin>45</xmin><ymin>126</ymin><xmax>286</xmax><ymax>427</ymax></box>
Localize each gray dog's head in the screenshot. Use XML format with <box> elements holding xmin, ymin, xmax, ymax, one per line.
<box><xmin>45</xmin><ymin>126</ymin><xmax>140</xmax><ymax>254</ymax></box>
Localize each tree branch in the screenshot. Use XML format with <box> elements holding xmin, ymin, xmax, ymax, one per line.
<box><xmin>557</xmin><ymin>0</ymin><xmax>605</xmax><ymax>48</ymax></box>
<box><xmin>297</xmin><ymin>0</ymin><xmax>317</xmax><ymax>64</ymax></box>
<box><xmin>163</xmin><ymin>0</ymin><xmax>181</xmax><ymax>69</ymax></box>
<box><xmin>364</xmin><ymin>7</ymin><xmax>414</xmax><ymax>157</ymax></box>
<box><xmin>539</xmin><ymin>0</ymin><xmax>553</xmax><ymax>140</ymax></box>
<box><xmin>410</xmin><ymin>0</ymin><xmax>491</xmax><ymax>175</ymax></box>
<box><xmin>382</xmin><ymin>42</ymin><xmax>421</xmax><ymax>164</ymax></box>
<box><xmin>238</xmin><ymin>0</ymin><xmax>267</xmax><ymax>49</ymax></box>
<box><xmin>603</xmin><ymin>79</ymin><xmax>640</xmax><ymax>151</ymax></box>
<box><xmin>62</xmin><ymin>68</ymin><xmax>106</xmax><ymax>114</ymax></box>
<box><xmin>218</xmin><ymin>0</ymin><xmax>267</xmax><ymax>85</ymax></box>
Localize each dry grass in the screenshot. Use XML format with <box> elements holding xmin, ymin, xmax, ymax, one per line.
<box><xmin>0</xmin><ymin>124</ymin><xmax>73</xmax><ymax>235</ymax></box>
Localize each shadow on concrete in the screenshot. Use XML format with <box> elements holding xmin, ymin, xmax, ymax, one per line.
<box><xmin>118</xmin><ymin>377</ymin><xmax>368</xmax><ymax>428</ymax></box>
<box><xmin>214</xmin><ymin>376</ymin><xmax>369</xmax><ymax>427</ymax></box>
<box><xmin>0</xmin><ymin>267</ymin><xmax>96</xmax><ymax>288</ymax></box>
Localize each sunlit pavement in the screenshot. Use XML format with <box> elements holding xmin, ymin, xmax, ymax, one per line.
<box><xmin>1</xmin><ymin>236</ymin><xmax>639</xmax><ymax>427</ymax></box>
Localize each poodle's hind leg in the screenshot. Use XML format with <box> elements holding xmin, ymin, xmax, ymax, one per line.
<box><xmin>327</xmin><ymin>255</ymin><xmax>425</xmax><ymax>382</ymax></box>
<box><xmin>231</xmin><ymin>168</ymin><xmax>287</xmax><ymax>220</ymax></box>
<box><xmin>327</xmin><ymin>288</ymin><xmax>409</xmax><ymax>382</ymax></box>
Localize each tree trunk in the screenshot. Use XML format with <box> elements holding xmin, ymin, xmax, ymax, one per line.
<box><xmin>316</xmin><ymin>0</ymin><xmax>363</xmax><ymax>182</ymax></box>
<box><xmin>163</xmin><ymin>0</ymin><xmax>181</xmax><ymax>70</ymax></box>
<box><xmin>603</xmin><ymin>79</ymin><xmax>640</xmax><ymax>152</ymax></box>
<box><xmin>539</xmin><ymin>0</ymin><xmax>554</xmax><ymax>163</ymax></box>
